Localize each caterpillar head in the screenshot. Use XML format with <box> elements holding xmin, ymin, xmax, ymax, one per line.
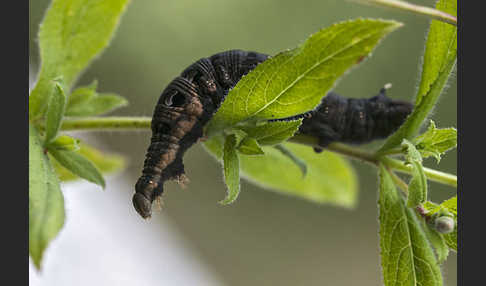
<box><xmin>133</xmin><ymin>178</ymin><xmax>160</xmax><ymax>219</ymax></box>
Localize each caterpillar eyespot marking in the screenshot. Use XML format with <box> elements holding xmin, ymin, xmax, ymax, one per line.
<box><xmin>133</xmin><ymin>50</ymin><xmax>413</xmax><ymax>219</ymax></box>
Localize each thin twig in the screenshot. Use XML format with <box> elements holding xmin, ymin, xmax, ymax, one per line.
<box><xmin>289</xmin><ymin>134</ymin><xmax>457</xmax><ymax>188</ymax></box>
<box><xmin>351</xmin><ymin>0</ymin><xmax>457</xmax><ymax>26</ymax></box>
<box><xmin>59</xmin><ymin>116</ymin><xmax>457</xmax><ymax>188</ymax></box>
<box><xmin>61</xmin><ymin>116</ymin><xmax>151</xmax><ymax>131</ymax></box>
<box><xmin>380</xmin><ymin>156</ymin><xmax>457</xmax><ymax>188</ymax></box>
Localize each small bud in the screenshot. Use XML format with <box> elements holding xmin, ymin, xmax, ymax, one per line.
<box><xmin>434</xmin><ymin>216</ymin><xmax>455</xmax><ymax>234</ymax></box>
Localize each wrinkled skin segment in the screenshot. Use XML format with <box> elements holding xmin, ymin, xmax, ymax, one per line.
<box><xmin>134</xmin><ymin>77</ymin><xmax>209</xmax><ymax>218</ymax></box>
<box><xmin>134</xmin><ymin>50</ymin><xmax>268</xmax><ymax>218</ymax></box>
<box><xmin>133</xmin><ymin>50</ymin><xmax>413</xmax><ymax>218</ymax></box>
<box><xmin>298</xmin><ymin>88</ymin><xmax>413</xmax><ymax>148</ymax></box>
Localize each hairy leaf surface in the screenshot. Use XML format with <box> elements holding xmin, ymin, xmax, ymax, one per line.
<box><xmin>204</xmin><ymin>137</ymin><xmax>357</xmax><ymax>207</ymax></box>
<box><xmin>237</xmin><ymin>120</ymin><xmax>302</xmax><ymax>146</ymax></box>
<box><xmin>237</xmin><ymin>137</ymin><xmax>265</xmax><ymax>155</ymax></box>
<box><xmin>402</xmin><ymin>140</ymin><xmax>427</xmax><ymax>208</ymax></box>
<box><xmin>206</xmin><ymin>19</ymin><xmax>402</xmax><ymax>134</ymax></box>
<box><xmin>422</xmin><ymin>220</ymin><xmax>449</xmax><ymax>263</ymax></box>
<box><xmin>414</xmin><ymin>120</ymin><xmax>457</xmax><ymax>163</ymax></box>
<box><xmin>44</xmin><ymin>82</ymin><xmax>66</xmax><ymax>144</ymax></box>
<box><xmin>378</xmin><ymin>165</ymin><xmax>442</xmax><ymax>286</ymax></box>
<box><xmin>66</xmin><ymin>80</ymin><xmax>128</xmax><ymax>116</ymax></box>
<box><xmin>49</xmin><ymin>148</ymin><xmax>106</xmax><ymax>188</ymax></box>
<box><xmin>52</xmin><ymin>142</ymin><xmax>125</xmax><ymax>182</ymax></box>
<box><xmin>29</xmin><ymin>125</ymin><xmax>65</xmax><ymax>269</ymax></box>
<box><xmin>221</xmin><ymin>134</ymin><xmax>241</xmax><ymax>204</ymax></box>
<box><xmin>29</xmin><ymin>0</ymin><xmax>130</xmax><ymax>119</ymax></box>
<box><xmin>380</xmin><ymin>0</ymin><xmax>457</xmax><ymax>151</ymax></box>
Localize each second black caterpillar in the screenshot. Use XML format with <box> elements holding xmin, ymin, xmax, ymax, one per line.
<box><xmin>133</xmin><ymin>50</ymin><xmax>413</xmax><ymax>218</ymax></box>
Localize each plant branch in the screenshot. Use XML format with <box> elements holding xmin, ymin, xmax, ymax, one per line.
<box><xmin>290</xmin><ymin>134</ymin><xmax>378</xmax><ymax>164</ymax></box>
<box><xmin>376</xmin><ymin>147</ymin><xmax>403</xmax><ymax>156</ymax></box>
<box><xmin>351</xmin><ymin>0</ymin><xmax>457</xmax><ymax>26</ymax></box>
<box><xmin>60</xmin><ymin>116</ymin><xmax>457</xmax><ymax>188</ymax></box>
<box><xmin>289</xmin><ymin>134</ymin><xmax>456</xmax><ymax>188</ymax></box>
<box><xmin>61</xmin><ymin>116</ymin><xmax>151</xmax><ymax>131</ymax></box>
<box><xmin>380</xmin><ymin>156</ymin><xmax>457</xmax><ymax>188</ymax></box>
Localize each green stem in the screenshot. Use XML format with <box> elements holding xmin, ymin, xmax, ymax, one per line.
<box><xmin>351</xmin><ymin>0</ymin><xmax>457</xmax><ymax>26</ymax></box>
<box><xmin>60</xmin><ymin>116</ymin><xmax>457</xmax><ymax>188</ymax></box>
<box><xmin>289</xmin><ymin>134</ymin><xmax>378</xmax><ymax>163</ymax></box>
<box><xmin>376</xmin><ymin>147</ymin><xmax>403</xmax><ymax>156</ymax></box>
<box><xmin>289</xmin><ymin>134</ymin><xmax>457</xmax><ymax>188</ymax></box>
<box><xmin>61</xmin><ymin>116</ymin><xmax>151</xmax><ymax>131</ymax></box>
<box><xmin>380</xmin><ymin>156</ymin><xmax>457</xmax><ymax>188</ymax></box>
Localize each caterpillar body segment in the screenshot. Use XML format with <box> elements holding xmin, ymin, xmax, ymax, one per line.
<box><xmin>134</xmin><ymin>50</ymin><xmax>412</xmax><ymax>218</ymax></box>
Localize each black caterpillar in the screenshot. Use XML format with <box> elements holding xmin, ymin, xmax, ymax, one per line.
<box><xmin>134</xmin><ymin>50</ymin><xmax>413</xmax><ymax>219</ymax></box>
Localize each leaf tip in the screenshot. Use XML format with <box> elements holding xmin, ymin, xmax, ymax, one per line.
<box><xmin>31</xmin><ymin>254</ymin><xmax>43</xmax><ymax>271</ymax></box>
<box><xmin>218</xmin><ymin>196</ymin><xmax>237</xmax><ymax>206</ymax></box>
<box><xmin>98</xmin><ymin>177</ymin><xmax>107</xmax><ymax>190</ymax></box>
<box><xmin>382</xmin><ymin>19</ymin><xmax>404</xmax><ymax>30</ymax></box>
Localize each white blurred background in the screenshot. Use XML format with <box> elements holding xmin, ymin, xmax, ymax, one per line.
<box><xmin>29</xmin><ymin>171</ymin><xmax>225</xmax><ymax>286</ymax></box>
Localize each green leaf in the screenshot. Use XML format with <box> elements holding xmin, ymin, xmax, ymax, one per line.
<box><xmin>423</xmin><ymin>196</ymin><xmax>457</xmax><ymax>251</ymax></box>
<box><xmin>402</xmin><ymin>140</ymin><xmax>427</xmax><ymax>208</ymax></box>
<box><xmin>29</xmin><ymin>125</ymin><xmax>65</xmax><ymax>270</ymax></box>
<box><xmin>65</xmin><ymin>81</ymin><xmax>128</xmax><ymax>116</ymax></box>
<box><xmin>415</xmin><ymin>0</ymin><xmax>457</xmax><ymax>106</ymax></box>
<box><xmin>402</xmin><ymin>139</ymin><xmax>423</xmax><ymax>163</ymax></box>
<box><xmin>422</xmin><ymin>196</ymin><xmax>457</xmax><ymax>220</ymax></box>
<box><xmin>443</xmin><ymin>226</ymin><xmax>457</xmax><ymax>252</ymax></box>
<box><xmin>44</xmin><ymin>82</ymin><xmax>66</xmax><ymax>144</ymax></box>
<box><xmin>66</xmin><ymin>80</ymin><xmax>99</xmax><ymax>108</ymax></box>
<box><xmin>29</xmin><ymin>0</ymin><xmax>130</xmax><ymax>120</ymax></box>
<box><xmin>221</xmin><ymin>134</ymin><xmax>241</xmax><ymax>205</ymax></box>
<box><xmin>406</xmin><ymin>160</ymin><xmax>427</xmax><ymax>208</ymax></box>
<box><xmin>422</xmin><ymin>220</ymin><xmax>449</xmax><ymax>264</ymax></box>
<box><xmin>414</xmin><ymin>120</ymin><xmax>457</xmax><ymax>163</ymax></box>
<box><xmin>237</xmin><ymin>137</ymin><xmax>265</xmax><ymax>155</ymax></box>
<box><xmin>441</xmin><ymin>196</ymin><xmax>457</xmax><ymax>215</ymax></box>
<box><xmin>378</xmin><ymin>165</ymin><xmax>443</xmax><ymax>286</ymax></box>
<box><xmin>379</xmin><ymin>0</ymin><xmax>457</xmax><ymax>151</ymax></box>
<box><xmin>205</xmin><ymin>19</ymin><xmax>402</xmax><ymax>135</ymax></box>
<box><xmin>203</xmin><ymin>134</ymin><xmax>225</xmax><ymax>159</ymax></box>
<box><xmin>47</xmin><ymin>135</ymin><xmax>80</xmax><ymax>151</ymax></box>
<box><xmin>51</xmin><ymin>142</ymin><xmax>126</xmax><ymax>182</ymax></box>
<box><xmin>228</xmin><ymin>129</ymin><xmax>248</xmax><ymax>146</ymax></box>
<box><xmin>237</xmin><ymin>119</ymin><xmax>302</xmax><ymax>146</ymax></box>
<box><xmin>49</xmin><ymin>148</ymin><xmax>106</xmax><ymax>188</ymax></box>
<box><xmin>423</xmin><ymin>201</ymin><xmax>440</xmax><ymax>213</ymax></box>
<box><xmin>204</xmin><ymin>137</ymin><xmax>357</xmax><ymax>208</ymax></box>
<box><xmin>66</xmin><ymin>93</ymin><xmax>128</xmax><ymax>116</ymax></box>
